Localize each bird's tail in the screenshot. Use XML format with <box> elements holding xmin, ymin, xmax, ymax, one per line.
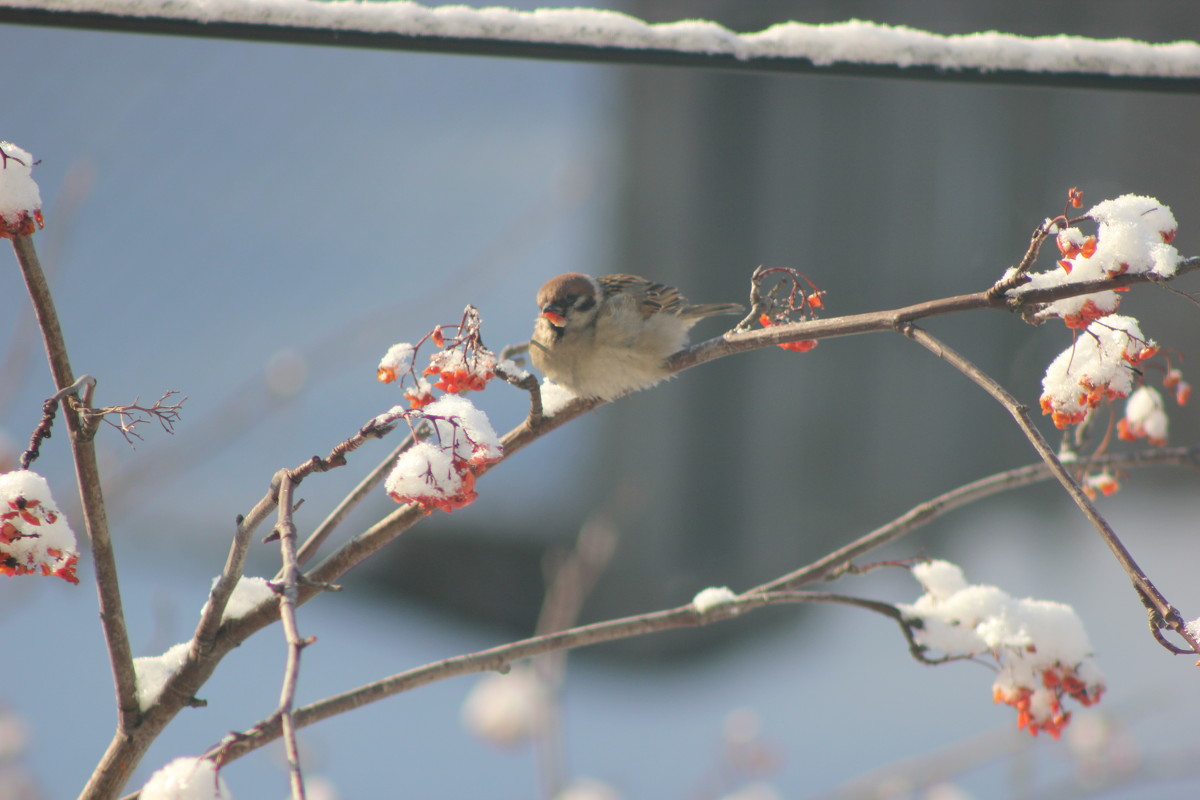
<box><xmin>681</xmin><ymin>302</ymin><xmax>744</xmax><ymax>320</ymax></box>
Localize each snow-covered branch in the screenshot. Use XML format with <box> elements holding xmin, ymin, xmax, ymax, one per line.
<box><xmin>1</xmin><ymin>2</ymin><xmax>1198</xmax><ymax>92</ymax></box>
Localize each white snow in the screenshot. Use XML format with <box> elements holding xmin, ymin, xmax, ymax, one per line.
<box><xmin>0</xmin><ymin>142</ymin><xmax>41</xmax><ymax>221</ymax></box>
<box><xmin>418</xmin><ymin>394</ymin><xmax>502</xmax><ymax>462</ymax></box>
<box><xmin>133</xmin><ymin>641</ymin><xmax>191</xmax><ymax>710</ymax></box>
<box><xmin>1087</xmin><ymin>195</ymin><xmax>1179</xmax><ymax>277</ymax></box>
<box><xmin>0</xmin><ymin>469</ymin><xmax>78</xmax><ymax>583</ymax></box>
<box><xmin>385</xmin><ymin>439</ymin><xmax>465</xmax><ymax>503</ymax></box>
<box><xmin>4</xmin><ymin>3</ymin><xmax>1199</xmax><ymax>79</ymax></box>
<box><xmin>692</xmin><ymin>586</ymin><xmax>738</xmax><ymax>613</ymax></box>
<box><xmin>200</xmin><ymin>575</ymin><xmax>277</xmax><ymax>622</ymax></box>
<box><xmin>139</xmin><ymin>756</ymin><xmax>234</xmax><ymax>800</ymax></box>
<box><xmin>538</xmin><ymin>378</ymin><xmax>577</xmax><ymax>417</ymax></box>
<box><xmin>497</xmin><ymin>358</ymin><xmax>530</xmax><ymax>382</ymax></box>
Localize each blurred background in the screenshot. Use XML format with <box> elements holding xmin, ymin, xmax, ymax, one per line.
<box><xmin>1</xmin><ymin>1</ymin><xmax>1199</xmax><ymax>797</ymax></box>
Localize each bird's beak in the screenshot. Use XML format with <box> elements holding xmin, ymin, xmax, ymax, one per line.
<box><xmin>541</xmin><ymin>307</ymin><xmax>567</xmax><ymax>328</ymax></box>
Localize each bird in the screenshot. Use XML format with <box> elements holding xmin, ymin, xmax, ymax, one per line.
<box><xmin>529</xmin><ymin>272</ymin><xmax>743</xmax><ymax>401</ymax></box>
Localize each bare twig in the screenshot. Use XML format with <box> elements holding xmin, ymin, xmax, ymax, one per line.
<box><xmin>10</xmin><ymin>236</ymin><xmax>141</xmax><ymax>744</ymax></box>
<box><xmin>270</xmin><ymin>471</ymin><xmax>311</xmax><ymax>800</ymax></box>
<box><xmin>899</xmin><ymin>323</ymin><xmax>1200</xmax><ymax>656</ymax></box>
<box><xmin>84</xmin><ymin>391</ymin><xmax>186</xmax><ymax>446</ymax></box>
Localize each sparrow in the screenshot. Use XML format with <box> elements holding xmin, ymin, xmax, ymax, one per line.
<box><xmin>530</xmin><ymin>272</ymin><xmax>743</xmax><ymax>401</ymax></box>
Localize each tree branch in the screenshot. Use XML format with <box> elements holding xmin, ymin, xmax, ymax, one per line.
<box><xmin>200</xmin><ymin>441</ymin><xmax>1200</xmax><ymax>768</ymax></box>
<box><xmin>95</xmin><ymin>254</ymin><xmax>1200</xmax><ymax>795</ymax></box>
<box><xmin>207</xmin><ymin>589</ymin><xmax>909</xmax><ymax>766</ymax></box>
<box><xmin>270</xmin><ymin>471</ymin><xmax>310</xmax><ymax>800</ymax></box>
<box><xmin>899</xmin><ymin>323</ymin><xmax>1200</xmax><ymax>655</ymax></box>
<box><xmin>10</xmin><ymin>235</ymin><xmax>141</xmax><ymax>734</ymax></box>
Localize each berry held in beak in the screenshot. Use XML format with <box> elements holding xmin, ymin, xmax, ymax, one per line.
<box><xmin>541</xmin><ymin>307</ymin><xmax>567</xmax><ymax>328</ymax></box>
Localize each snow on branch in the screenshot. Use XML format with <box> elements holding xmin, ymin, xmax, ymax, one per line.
<box><xmin>1</xmin><ymin>2</ymin><xmax>1198</xmax><ymax>92</ymax></box>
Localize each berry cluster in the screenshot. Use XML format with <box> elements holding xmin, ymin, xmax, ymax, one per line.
<box><xmin>751</xmin><ymin>267</ymin><xmax>825</xmax><ymax>352</ymax></box>
<box><xmin>377</xmin><ymin>305</ymin><xmax>498</xmax><ymax>409</ymax></box>
<box><xmin>994</xmin><ymin>662</ymin><xmax>1104</xmax><ymax>740</ymax></box>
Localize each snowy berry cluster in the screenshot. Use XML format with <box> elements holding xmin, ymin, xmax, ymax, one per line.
<box><xmin>1013</xmin><ymin>192</ymin><xmax>1191</xmax><ymax>496</ymax></box>
<box><xmin>0</xmin><ymin>142</ymin><xmax>43</xmax><ymax>239</ymax></box>
<box><xmin>0</xmin><ymin>470</ymin><xmax>79</xmax><ymax>584</ymax></box>
<box><xmin>376</xmin><ymin>306</ymin><xmax>504</xmax><ymax>513</ymax></box>
<box><xmin>900</xmin><ymin>560</ymin><xmax>1104</xmax><ymax>739</ymax></box>
<box><xmin>379</xmin><ymin>395</ymin><xmax>504</xmax><ymax>514</ymax></box>
<box><xmin>377</xmin><ymin>305</ymin><xmax>498</xmax><ymax>409</ymax></box>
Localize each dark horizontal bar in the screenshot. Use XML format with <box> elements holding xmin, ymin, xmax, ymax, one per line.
<box><xmin>2</xmin><ymin>6</ymin><xmax>1198</xmax><ymax>94</ymax></box>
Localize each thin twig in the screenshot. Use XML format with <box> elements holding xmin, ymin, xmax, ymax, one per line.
<box><xmin>84</xmin><ymin>390</ymin><xmax>186</xmax><ymax>446</ymax></box>
<box><xmin>271</xmin><ymin>471</ymin><xmax>310</xmax><ymax>800</ymax></box>
<box><xmin>209</xmin><ymin>589</ymin><xmax>910</xmax><ymax>765</ymax></box>
<box><xmin>899</xmin><ymin>323</ymin><xmax>1200</xmax><ymax>655</ymax></box>
<box><xmin>10</xmin><ymin>236</ymin><xmax>141</xmax><ymax>738</ymax></box>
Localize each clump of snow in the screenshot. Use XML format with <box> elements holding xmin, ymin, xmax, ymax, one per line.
<box><xmin>139</xmin><ymin>756</ymin><xmax>234</xmax><ymax>800</ymax></box>
<box><xmin>1088</xmin><ymin>195</ymin><xmax>1178</xmax><ymax>277</ymax></box>
<box><xmin>0</xmin><ymin>469</ymin><xmax>79</xmax><ymax>584</ymax></box>
<box><xmin>539</xmin><ymin>379</ymin><xmax>578</xmax><ymax>417</ymax></box>
<box><xmin>134</xmin><ymin>642</ymin><xmax>191</xmax><ymax>710</ymax></box>
<box><xmin>0</xmin><ymin>142</ymin><xmax>41</xmax><ymax>225</ymax></box>
<box><xmin>497</xmin><ymin>358</ymin><xmax>530</xmax><ymax>382</ymax></box>
<box><xmin>900</xmin><ymin>560</ymin><xmax>1104</xmax><ymax>738</ymax></box>
<box><xmin>200</xmin><ymin>575</ymin><xmax>276</xmax><ymax>623</ymax></box>
<box><xmin>461</xmin><ymin>668</ymin><xmax>550</xmax><ymax>748</ymax></box>
<box><xmin>385</xmin><ymin>440</ymin><xmax>464</xmax><ymax>504</ymax></box>
<box><xmin>692</xmin><ymin>586</ymin><xmax>738</xmax><ymax>613</ymax></box>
